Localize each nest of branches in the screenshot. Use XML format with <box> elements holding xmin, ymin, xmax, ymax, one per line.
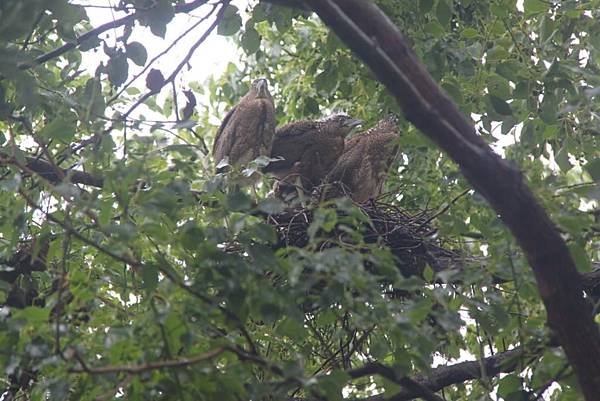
<box><xmin>267</xmin><ymin>199</ymin><xmax>463</xmax><ymax>279</ymax></box>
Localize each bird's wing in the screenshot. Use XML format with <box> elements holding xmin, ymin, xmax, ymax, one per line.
<box><xmin>212</xmin><ymin>104</ymin><xmax>238</xmax><ymax>157</ymax></box>
<box><xmin>228</xmin><ymin>99</ymin><xmax>276</xmax><ymax>165</ymax></box>
<box><xmin>265</xmin><ymin>121</ymin><xmax>317</xmax><ymax>172</ymax></box>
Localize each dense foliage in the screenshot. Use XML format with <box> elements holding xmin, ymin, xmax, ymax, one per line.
<box><xmin>0</xmin><ymin>0</ymin><xmax>598</xmax><ymax>400</ymax></box>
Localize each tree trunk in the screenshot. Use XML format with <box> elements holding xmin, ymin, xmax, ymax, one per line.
<box><xmin>301</xmin><ymin>0</ymin><xmax>600</xmax><ymax>398</ymax></box>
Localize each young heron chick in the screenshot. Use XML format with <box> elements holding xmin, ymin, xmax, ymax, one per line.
<box><xmin>213</xmin><ymin>78</ymin><xmax>276</xmax><ymax>179</ymax></box>
<box><xmin>266</xmin><ymin>113</ymin><xmax>362</xmax><ymax>201</ymax></box>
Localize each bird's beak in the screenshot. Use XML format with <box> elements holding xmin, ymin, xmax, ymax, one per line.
<box><xmin>255</xmin><ymin>78</ymin><xmax>269</xmax><ymax>98</ymax></box>
<box><xmin>345</xmin><ymin>118</ymin><xmax>363</xmax><ymax>128</ymax></box>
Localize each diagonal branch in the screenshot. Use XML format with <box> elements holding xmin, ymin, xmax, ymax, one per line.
<box><xmin>348</xmin><ymin>362</ymin><xmax>444</xmax><ymax>401</ymax></box>
<box><xmin>301</xmin><ymin>1</ymin><xmax>600</xmax><ymax>398</ymax></box>
<box><xmin>119</xmin><ymin>1</ymin><xmax>227</xmax><ymax>120</ymax></box>
<box><xmin>351</xmin><ymin>346</ymin><xmax>530</xmax><ymax>401</ymax></box>
<box><xmin>21</xmin><ymin>155</ymin><xmax>103</xmax><ymax>187</ymax></box>
<box><xmin>63</xmin><ymin>1</ymin><xmax>229</xmax><ymax>158</ymax></box>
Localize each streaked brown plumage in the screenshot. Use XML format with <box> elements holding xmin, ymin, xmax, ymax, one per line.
<box><xmin>265</xmin><ymin>114</ymin><xmax>362</xmax><ymax>201</ymax></box>
<box><xmin>320</xmin><ymin>115</ymin><xmax>400</xmax><ymax>203</ymax></box>
<box><xmin>213</xmin><ymin>78</ymin><xmax>276</xmax><ymax>173</ymax></box>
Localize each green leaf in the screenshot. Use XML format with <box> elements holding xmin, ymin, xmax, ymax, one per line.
<box><xmin>180</xmin><ymin>222</ymin><xmax>205</xmax><ymax>251</ymax></box>
<box><xmin>554</xmin><ymin>145</ymin><xmax>572</xmax><ymax>172</ymax></box>
<box><xmin>256</xmin><ymin>198</ymin><xmax>285</xmax><ymax>214</ymax></box>
<box><xmin>442</xmin><ymin>80</ymin><xmax>463</xmax><ymax>104</ymax></box>
<box><xmin>126</xmin><ymin>41</ymin><xmax>148</xmax><ymax>66</ymax></box>
<box><xmin>39</xmin><ymin>117</ymin><xmax>75</xmax><ymax>142</ymax></box>
<box><xmin>141</xmin><ymin>263</ymin><xmax>159</xmax><ymax>293</ymax></box>
<box><xmin>489</xmin><ymin>95</ymin><xmax>512</xmax><ymax>115</ymax></box>
<box><xmin>584</xmin><ymin>158</ymin><xmax>600</xmax><ymax>181</ymax></box>
<box><xmin>81</xmin><ymin>77</ymin><xmax>106</xmax><ymax>120</ymax></box>
<box><xmin>498</xmin><ymin>375</ymin><xmax>523</xmax><ymax>398</ymax></box>
<box><xmin>227</xmin><ymin>189</ymin><xmax>253</xmax><ymax>211</ymax></box>
<box><xmin>435</xmin><ymin>0</ymin><xmax>452</xmax><ymax>27</ymax></box>
<box><xmin>139</xmin><ymin>0</ymin><xmax>175</xmax><ymax>38</ymax></box>
<box><xmin>276</xmin><ymin>317</ymin><xmax>306</xmax><ymax>340</ymax></box>
<box><xmin>423</xmin><ymin>264</ymin><xmax>434</xmax><ymax>282</ymax></box>
<box><xmin>316</xmin><ymin>370</ymin><xmax>350</xmax><ymax>401</ymax></box>
<box><xmin>16</xmin><ymin>306</ymin><xmax>50</xmax><ymax>324</ymax></box>
<box><xmin>218</xmin><ymin>5</ymin><xmax>242</xmax><ymax>36</ymax></box>
<box><xmin>569</xmin><ymin>243</ymin><xmax>591</xmax><ymax>272</ymax></box>
<box><xmin>490</xmin><ymin>3</ymin><xmax>508</xmax><ymax>18</ymax></box>
<box><xmin>419</xmin><ymin>0</ymin><xmax>434</xmax><ymax>14</ymax></box>
<box><xmin>424</xmin><ymin>21</ymin><xmax>445</xmax><ymax>38</ymax></box>
<box><xmin>523</xmin><ymin>0</ymin><xmax>550</xmax><ymax>17</ymax></box>
<box><xmin>408</xmin><ymin>298</ymin><xmax>434</xmax><ymax>324</ymax></box>
<box><xmin>107</xmin><ymin>51</ymin><xmax>129</xmax><ymax>87</ymax></box>
<box><xmin>487</xmin><ymin>46</ymin><xmax>509</xmax><ymax>61</ymax></box>
<box><xmin>460</xmin><ymin>27</ymin><xmax>479</xmax><ymax>39</ymax></box>
<box><xmin>241</xmin><ymin>27</ymin><xmax>261</xmax><ymax>54</ymax></box>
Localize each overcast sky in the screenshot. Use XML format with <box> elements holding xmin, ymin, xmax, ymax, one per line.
<box><xmin>80</xmin><ymin>0</ymin><xmax>248</xmax><ymax>125</ymax></box>
<box><xmin>83</xmin><ymin>0</ymin><xmax>246</xmax><ymax>83</ymax></box>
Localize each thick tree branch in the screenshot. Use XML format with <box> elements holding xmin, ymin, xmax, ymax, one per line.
<box><xmin>301</xmin><ymin>0</ymin><xmax>600</xmax><ymax>398</ymax></box>
<box><xmin>21</xmin><ymin>0</ymin><xmax>211</xmax><ymax>69</ymax></box>
<box><xmin>348</xmin><ymin>363</ymin><xmax>444</xmax><ymax>401</ymax></box>
<box><xmin>354</xmin><ymin>347</ymin><xmax>528</xmax><ymax>401</ymax></box>
<box><xmin>27</xmin><ymin>156</ymin><xmax>102</xmax><ymax>187</ymax></box>
<box><xmin>262</xmin><ymin>0</ymin><xmax>309</xmax><ymax>9</ymax></box>
<box><xmin>0</xmin><ymin>152</ymin><xmax>103</xmax><ymax>187</ymax></box>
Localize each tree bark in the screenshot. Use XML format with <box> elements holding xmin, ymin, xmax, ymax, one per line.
<box><xmin>300</xmin><ymin>0</ymin><xmax>600</xmax><ymax>398</ymax></box>
<box><xmin>361</xmin><ymin>347</ymin><xmax>528</xmax><ymax>401</ymax></box>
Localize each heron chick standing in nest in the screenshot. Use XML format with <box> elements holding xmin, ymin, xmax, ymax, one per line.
<box><xmin>213</xmin><ymin>78</ymin><xmax>276</xmax><ymax>183</ymax></box>
<box><xmin>265</xmin><ymin>113</ymin><xmax>363</xmax><ymax>203</ymax></box>
<box><xmin>319</xmin><ymin>114</ymin><xmax>400</xmax><ymax>203</ymax></box>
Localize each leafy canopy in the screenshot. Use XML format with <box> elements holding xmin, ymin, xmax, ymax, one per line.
<box><xmin>0</xmin><ymin>1</ymin><xmax>598</xmax><ymax>400</ymax></box>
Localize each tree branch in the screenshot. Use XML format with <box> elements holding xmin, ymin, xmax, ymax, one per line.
<box><xmin>120</xmin><ymin>1</ymin><xmax>227</xmax><ymax>120</ymax></box>
<box><xmin>64</xmin><ymin>1</ymin><xmax>228</xmax><ymax>157</ymax></box>
<box><xmin>261</xmin><ymin>0</ymin><xmax>308</xmax><ymax>10</ymax></box>
<box><xmin>69</xmin><ymin>347</ymin><xmax>226</xmax><ymax>374</ymax></box>
<box><xmin>348</xmin><ymin>362</ymin><xmax>444</xmax><ymax>401</ymax></box>
<box><xmin>352</xmin><ymin>347</ymin><xmax>529</xmax><ymax>401</ymax></box>
<box><xmin>302</xmin><ymin>1</ymin><xmax>600</xmax><ymax>398</ymax></box>
<box><xmin>0</xmin><ymin>152</ymin><xmax>103</xmax><ymax>187</ymax></box>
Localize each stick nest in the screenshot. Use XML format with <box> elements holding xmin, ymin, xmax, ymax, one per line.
<box><xmin>267</xmin><ymin>199</ymin><xmax>464</xmax><ymax>278</ymax></box>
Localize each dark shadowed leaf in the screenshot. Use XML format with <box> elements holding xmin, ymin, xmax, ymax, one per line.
<box><xmin>146</xmin><ymin>68</ymin><xmax>165</xmax><ymax>92</ymax></box>
<box><xmin>241</xmin><ymin>27</ymin><xmax>261</xmax><ymax>54</ymax></box>
<box><xmin>107</xmin><ymin>50</ymin><xmax>129</xmax><ymax>87</ymax></box>
<box><xmin>126</xmin><ymin>41</ymin><xmax>148</xmax><ymax>66</ymax></box>
<box><xmin>218</xmin><ymin>5</ymin><xmax>242</xmax><ymax>36</ymax></box>
<box><xmin>489</xmin><ymin>95</ymin><xmax>512</xmax><ymax>115</ymax></box>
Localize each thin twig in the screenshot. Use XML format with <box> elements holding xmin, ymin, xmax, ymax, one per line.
<box><xmin>23</xmin><ymin>0</ymin><xmax>211</xmax><ymax>69</ymax></box>
<box><xmin>416</xmin><ymin>189</ymin><xmax>471</xmax><ymax>230</ymax></box>
<box><xmin>107</xmin><ymin>6</ymin><xmax>215</xmax><ymax>105</ymax></box>
<box><xmin>70</xmin><ymin>347</ymin><xmax>226</xmax><ymax>374</ymax></box>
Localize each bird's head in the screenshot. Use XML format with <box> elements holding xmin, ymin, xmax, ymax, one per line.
<box><xmin>376</xmin><ymin>113</ymin><xmax>400</xmax><ymax>130</ymax></box>
<box><xmin>251</xmin><ymin>78</ymin><xmax>271</xmax><ymax>99</ymax></box>
<box><xmin>323</xmin><ymin>113</ymin><xmax>363</xmax><ymax>136</ymax></box>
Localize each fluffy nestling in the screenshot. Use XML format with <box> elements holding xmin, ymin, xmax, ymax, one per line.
<box><xmin>213</xmin><ymin>78</ymin><xmax>276</xmax><ymax>174</ymax></box>
<box><xmin>319</xmin><ymin>115</ymin><xmax>400</xmax><ymax>203</ymax></box>
<box><xmin>265</xmin><ymin>114</ymin><xmax>362</xmax><ymax>201</ymax></box>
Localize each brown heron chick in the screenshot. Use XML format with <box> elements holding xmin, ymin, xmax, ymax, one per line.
<box><xmin>265</xmin><ymin>114</ymin><xmax>363</xmax><ymax>201</ymax></box>
<box><xmin>213</xmin><ymin>78</ymin><xmax>276</xmax><ymax>175</ymax></box>
<box><xmin>320</xmin><ymin>115</ymin><xmax>400</xmax><ymax>203</ymax></box>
